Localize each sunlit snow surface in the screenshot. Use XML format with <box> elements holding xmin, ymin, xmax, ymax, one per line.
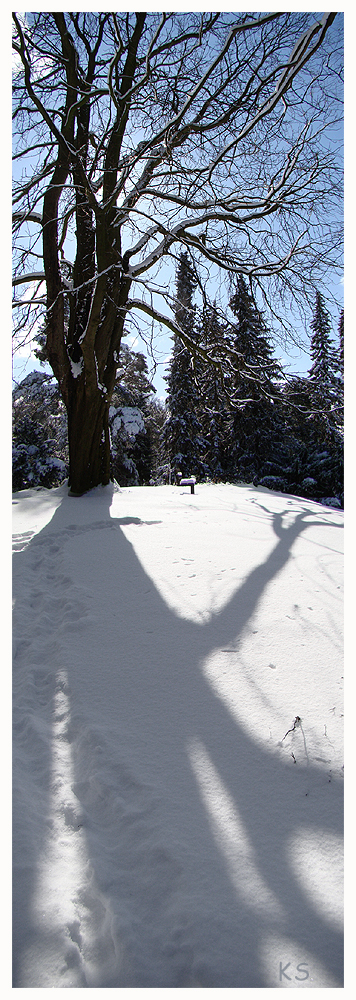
<box><xmin>12</xmin><ymin>482</ymin><xmax>343</xmax><ymax>988</ymax></box>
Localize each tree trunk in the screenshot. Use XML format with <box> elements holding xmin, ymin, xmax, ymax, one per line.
<box><xmin>67</xmin><ymin>380</ymin><xmax>111</xmax><ymax>495</ymax></box>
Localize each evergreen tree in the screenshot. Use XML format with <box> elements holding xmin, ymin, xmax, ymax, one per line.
<box><xmin>145</xmin><ymin>399</ymin><xmax>170</xmax><ymax>484</ymax></box>
<box><xmin>338</xmin><ymin>308</ymin><xmax>344</xmax><ymax>376</ymax></box>
<box><xmin>164</xmin><ymin>253</ymin><xmax>208</xmax><ymax>480</ymax></box>
<box><xmin>302</xmin><ymin>292</ymin><xmax>343</xmax><ymax>501</ymax></box>
<box><xmin>224</xmin><ymin>276</ymin><xmax>286</xmax><ymax>484</ymax></box>
<box><xmin>109</xmin><ymin>405</ymin><xmax>146</xmax><ymax>487</ymax></box>
<box><xmin>337</xmin><ymin>307</ymin><xmax>344</xmax><ymax>431</ymax></box>
<box><xmin>12</xmin><ymin>372</ymin><xmax>68</xmax><ymax>490</ymax></box>
<box><xmin>281</xmin><ymin>293</ymin><xmax>343</xmax><ymax>506</ymax></box>
<box><xmin>195</xmin><ymin>302</ymin><xmax>230</xmax><ymax>480</ymax></box>
<box><xmin>113</xmin><ymin>345</ymin><xmax>156</xmax><ymax>410</ymax></box>
<box><xmin>308</xmin><ymin>291</ymin><xmax>340</xmax><ymax>420</ymax></box>
<box><xmin>109</xmin><ymin>345</ymin><xmax>156</xmax><ymax>486</ymax></box>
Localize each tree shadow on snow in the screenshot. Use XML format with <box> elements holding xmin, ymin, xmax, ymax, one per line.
<box><xmin>12</xmin><ymin>484</ymin><xmax>343</xmax><ymax>988</ymax></box>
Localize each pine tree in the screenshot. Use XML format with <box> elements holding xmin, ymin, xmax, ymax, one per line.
<box><xmin>109</xmin><ymin>345</ymin><xmax>156</xmax><ymax>486</ymax></box>
<box><xmin>337</xmin><ymin>307</ymin><xmax>344</xmax><ymax>431</ymax></box>
<box><xmin>164</xmin><ymin>252</ymin><xmax>208</xmax><ymax>480</ymax></box>
<box><xmin>281</xmin><ymin>293</ymin><xmax>343</xmax><ymax>505</ymax></box>
<box><xmin>225</xmin><ymin>276</ymin><xmax>286</xmax><ymax>484</ymax></box>
<box><xmin>12</xmin><ymin>372</ymin><xmax>68</xmax><ymax>490</ymax></box>
<box><xmin>145</xmin><ymin>398</ymin><xmax>169</xmax><ymax>484</ymax></box>
<box><xmin>113</xmin><ymin>345</ymin><xmax>156</xmax><ymax>410</ymax></box>
<box><xmin>195</xmin><ymin>302</ymin><xmax>230</xmax><ymax>480</ymax></box>
<box><xmin>303</xmin><ymin>292</ymin><xmax>343</xmax><ymax>501</ymax></box>
<box><xmin>308</xmin><ymin>291</ymin><xmax>340</xmax><ymax>420</ymax></box>
<box><xmin>338</xmin><ymin>308</ymin><xmax>344</xmax><ymax>376</ymax></box>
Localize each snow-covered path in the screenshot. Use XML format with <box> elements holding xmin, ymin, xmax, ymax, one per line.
<box><xmin>12</xmin><ymin>482</ymin><xmax>344</xmax><ymax>988</ymax></box>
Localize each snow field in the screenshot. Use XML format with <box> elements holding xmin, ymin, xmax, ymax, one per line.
<box><xmin>12</xmin><ymin>482</ymin><xmax>344</xmax><ymax>988</ymax></box>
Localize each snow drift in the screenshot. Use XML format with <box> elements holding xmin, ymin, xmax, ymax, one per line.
<box><xmin>12</xmin><ymin>482</ymin><xmax>343</xmax><ymax>988</ymax></box>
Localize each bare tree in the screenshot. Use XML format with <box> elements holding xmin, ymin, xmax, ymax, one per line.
<box><xmin>12</xmin><ymin>12</ymin><xmax>343</xmax><ymax>494</ymax></box>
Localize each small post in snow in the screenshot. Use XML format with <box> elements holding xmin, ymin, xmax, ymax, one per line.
<box><xmin>177</xmin><ymin>474</ymin><xmax>196</xmax><ymax>495</ymax></box>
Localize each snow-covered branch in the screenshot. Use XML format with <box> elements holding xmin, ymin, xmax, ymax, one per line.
<box><xmin>12</xmin><ymin>272</ymin><xmax>46</xmax><ymax>286</ymax></box>
<box><xmin>12</xmin><ymin>211</ymin><xmax>43</xmax><ymax>227</ymax></box>
<box><xmin>208</xmin><ymin>13</ymin><xmax>337</xmax><ymax>181</ymax></box>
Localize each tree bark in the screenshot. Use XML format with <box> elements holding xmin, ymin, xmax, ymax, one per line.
<box><xmin>67</xmin><ymin>380</ymin><xmax>111</xmax><ymax>495</ymax></box>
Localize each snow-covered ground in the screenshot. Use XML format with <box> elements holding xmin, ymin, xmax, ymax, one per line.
<box><xmin>12</xmin><ymin>481</ymin><xmax>344</xmax><ymax>989</ymax></box>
